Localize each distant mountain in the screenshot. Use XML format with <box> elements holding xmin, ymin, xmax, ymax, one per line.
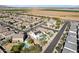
<box><xmin>6</xmin><ymin>5</ymin><xmax>79</xmax><ymax>8</ymax></box>
<box><xmin>0</xmin><ymin>5</ymin><xmax>79</xmax><ymax>9</ymax></box>
<box><xmin>0</xmin><ymin>5</ymin><xmax>8</xmax><ymax>8</ymax></box>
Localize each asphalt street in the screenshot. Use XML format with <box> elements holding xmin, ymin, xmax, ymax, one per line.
<box><xmin>44</xmin><ymin>21</ymin><xmax>69</xmax><ymax>53</ymax></box>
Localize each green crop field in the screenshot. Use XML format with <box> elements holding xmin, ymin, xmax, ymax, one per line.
<box><xmin>42</xmin><ymin>9</ymin><xmax>79</xmax><ymax>12</ymax></box>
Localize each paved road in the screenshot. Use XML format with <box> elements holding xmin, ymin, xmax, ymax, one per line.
<box><xmin>0</xmin><ymin>20</ymin><xmax>45</xmax><ymax>53</ymax></box>
<box><xmin>44</xmin><ymin>21</ymin><xmax>69</xmax><ymax>53</ymax></box>
<box><xmin>40</xmin><ymin>26</ymin><xmax>59</xmax><ymax>32</ymax></box>
<box><xmin>0</xmin><ymin>20</ymin><xmax>45</xmax><ymax>33</ymax></box>
<box><xmin>25</xmin><ymin>21</ymin><xmax>45</xmax><ymax>32</ymax></box>
<box><xmin>0</xmin><ymin>21</ymin><xmax>22</xmax><ymax>32</ymax></box>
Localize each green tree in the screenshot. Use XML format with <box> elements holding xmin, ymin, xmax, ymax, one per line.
<box><xmin>21</xmin><ymin>44</ymin><xmax>42</xmax><ymax>53</ymax></box>
<box><xmin>10</xmin><ymin>43</ymin><xmax>25</xmax><ymax>53</ymax></box>
<box><xmin>29</xmin><ymin>44</ymin><xmax>42</xmax><ymax>53</ymax></box>
<box><xmin>21</xmin><ymin>26</ymin><xmax>26</xmax><ymax>30</ymax></box>
<box><xmin>27</xmin><ymin>39</ymin><xmax>34</xmax><ymax>44</ymax></box>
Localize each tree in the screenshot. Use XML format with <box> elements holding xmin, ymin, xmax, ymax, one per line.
<box><xmin>29</xmin><ymin>44</ymin><xmax>42</xmax><ymax>53</ymax></box>
<box><xmin>27</xmin><ymin>39</ymin><xmax>34</xmax><ymax>44</ymax></box>
<box><xmin>21</xmin><ymin>48</ymin><xmax>30</xmax><ymax>53</ymax></box>
<box><xmin>30</xmin><ymin>24</ymin><xmax>33</xmax><ymax>27</ymax></box>
<box><xmin>21</xmin><ymin>44</ymin><xmax>42</xmax><ymax>53</ymax></box>
<box><xmin>11</xmin><ymin>45</ymin><xmax>21</xmax><ymax>53</ymax></box>
<box><xmin>10</xmin><ymin>43</ymin><xmax>25</xmax><ymax>53</ymax></box>
<box><xmin>56</xmin><ymin>43</ymin><xmax>62</xmax><ymax>52</ymax></box>
<box><xmin>21</xmin><ymin>26</ymin><xmax>26</xmax><ymax>30</ymax></box>
<box><xmin>55</xmin><ymin>25</ymin><xmax>60</xmax><ymax>29</ymax></box>
<box><xmin>8</xmin><ymin>21</ymin><xmax>13</xmax><ymax>25</ymax></box>
<box><xmin>41</xmin><ymin>40</ymin><xmax>47</xmax><ymax>46</ymax></box>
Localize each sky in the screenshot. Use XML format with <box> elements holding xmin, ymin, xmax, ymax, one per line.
<box><xmin>0</xmin><ymin>0</ymin><xmax>79</xmax><ymax>5</ymax></box>
<box><xmin>7</xmin><ymin>5</ymin><xmax>79</xmax><ymax>8</ymax></box>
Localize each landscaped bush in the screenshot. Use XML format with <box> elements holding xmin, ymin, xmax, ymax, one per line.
<box><xmin>56</xmin><ymin>43</ymin><xmax>62</xmax><ymax>52</ymax></box>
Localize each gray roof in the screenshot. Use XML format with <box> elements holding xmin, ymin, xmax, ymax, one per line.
<box><xmin>66</xmin><ymin>35</ymin><xmax>77</xmax><ymax>43</ymax></box>
<box><xmin>62</xmin><ymin>22</ymin><xmax>77</xmax><ymax>53</ymax></box>
<box><xmin>62</xmin><ymin>48</ymin><xmax>75</xmax><ymax>53</ymax></box>
<box><xmin>64</xmin><ymin>41</ymin><xmax>77</xmax><ymax>51</ymax></box>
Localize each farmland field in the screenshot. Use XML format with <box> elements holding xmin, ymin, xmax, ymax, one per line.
<box><xmin>28</xmin><ymin>8</ymin><xmax>79</xmax><ymax>21</ymax></box>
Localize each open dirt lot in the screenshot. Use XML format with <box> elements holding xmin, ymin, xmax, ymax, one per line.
<box><xmin>28</xmin><ymin>9</ymin><xmax>79</xmax><ymax>21</ymax></box>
